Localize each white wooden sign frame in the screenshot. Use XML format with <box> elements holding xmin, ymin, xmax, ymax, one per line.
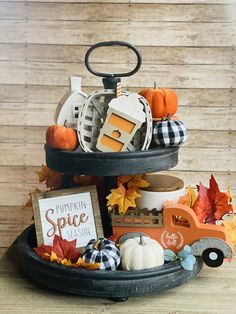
<box><xmin>32</xmin><ymin>186</ymin><xmax>103</xmax><ymax>248</ymax></box>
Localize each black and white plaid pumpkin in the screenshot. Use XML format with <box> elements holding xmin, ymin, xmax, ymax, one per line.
<box><xmin>153</xmin><ymin>118</ymin><xmax>187</xmax><ymax>147</ymax></box>
<box><xmin>82</xmin><ymin>238</ymin><xmax>120</xmax><ymax>270</ymax></box>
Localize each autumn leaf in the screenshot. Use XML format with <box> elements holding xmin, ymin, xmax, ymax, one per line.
<box><xmin>118</xmin><ymin>174</ymin><xmax>150</xmax><ymax>189</ymax></box>
<box><xmin>164</xmin><ymin>186</ymin><xmax>195</xmax><ymax>208</ymax></box>
<box><xmin>106</xmin><ymin>183</ymin><xmax>141</xmax><ymax>215</ymax></box>
<box><xmin>193</xmin><ymin>176</ymin><xmax>233</xmax><ymax>224</ymax></box>
<box><xmin>222</xmin><ymin>216</ymin><xmax>236</xmax><ymax>245</ymax></box>
<box><xmin>188</xmin><ymin>186</ymin><xmax>197</xmax><ymax>207</ymax></box>
<box><xmin>33</xmin><ymin>235</ymin><xmax>80</xmax><ymax>264</ymax></box>
<box><xmin>52</xmin><ymin>235</ymin><xmax>80</xmax><ymax>262</ymax></box>
<box><xmin>193</xmin><ymin>183</ymin><xmax>214</xmax><ymax>223</ymax></box>
<box><xmin>37</xmin><ymin>164</ymin><xmax>63</xmax><ymax>189</ymax></box>
<box><xmin>208</xmin><ymin>175</ymin><xmax>233</xmax><ymax>220</ymax></box>
<box><xmin>75</xmin><ymin>257</ymin><xmax>100</xmax><ymax>270</ymax></box>
<box><xmin>73</xmin><ymin>175</ymin><xmax>93</xmax><ymax>186</ymax></box>
<box><xmin>33</xmin><ymin>244</ymin><xmax>52</xmax><ymax>261</ymax></box>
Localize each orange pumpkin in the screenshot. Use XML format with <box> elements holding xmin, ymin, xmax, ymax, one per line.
<box><xmin>46</xmin><ymin>125</ymin><xmax>78</xmax><ymax>150</ymax></box>
<box><xmin>139</xmin><ymin>88</ymin><xmax>178</xmax><ymax>119</ymax></box>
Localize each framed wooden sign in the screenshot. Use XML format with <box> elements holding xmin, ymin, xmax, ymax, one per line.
<box><xmin>32</xmin><ymin>186</ymin><xmax>103</xmax><ymax>248</ymax></box>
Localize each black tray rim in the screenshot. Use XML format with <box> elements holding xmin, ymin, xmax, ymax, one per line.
<box><xmin>45</xmin><ymin>144</ymin><xmax>179</xmax><ymax>160</ymax></box>
<box><xmin>45</xmin><ymin>144</ymin><xmax>179</xmax><ymax>176</ymax></box>
<box><xmin>17</xmin><ymin>225</ymin><xmax>203</xmax><ymax>298</ymax></box>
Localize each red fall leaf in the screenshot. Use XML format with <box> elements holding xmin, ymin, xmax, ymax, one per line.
<box><xmin>52</xmin><ymin>235</ymin><xmax>80</xmax><ymax>262</ymax></box>
<box><xmin>33</xmin><ymin>235</ymin><xmax>80</xmax><ymax>263</ymax></box>
<box><xmin>193</xmin><ymin>175</ymin><xmax>233</xmax><ymax>224</ymax></box>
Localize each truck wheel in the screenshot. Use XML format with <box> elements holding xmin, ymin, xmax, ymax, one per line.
<box><xmin>202</xmin><ymin>248</ymin><xmax>224</xmax><ymax>268</ymax></box>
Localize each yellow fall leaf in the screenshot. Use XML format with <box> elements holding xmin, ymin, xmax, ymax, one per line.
<box><xmin>118</xmin><ymin>174</ymin><xmax>150</xmax><ymax>189</ymax></box>
<box><xmin>188</xmin><ymin>186</ymin><xmax>197</xmax><ymax>208</ymax></box>
<box><xmin>164</xmin><ymin>187</ymin><xmax>196</xmax><ymax>209</ymax></box>
<box><xmin>50</xmin><ymin>251</ymin><xmax>61</xmax><ymax>263</ymax></box>
<box><xmin>75</xmin><ymin>258</ymin><xmax>100</xmax><ymax>270</ymax></box>
<box><xmin>222</xmin><ymin>216</ymin><xmax>236</xmax><ymax>245</ymax></box>
<box><xmin>61</xmin><ymin>258</ymin><xmax>74</xmax><ymax>267</ymax></box>
<box><xmin>107</xmin><ymin>183</ymin><xmax>141</xmax><ymax>215</ymax></box>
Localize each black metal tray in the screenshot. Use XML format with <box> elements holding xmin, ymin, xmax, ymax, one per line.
<box><xmin>17</xmin><ymin>225</ymin><xmax>203</xmax><ymax>301</ymax></box>
<box><xmin>45</xmin><ymin>144</ymin><xmax>179</xmax><ymax>176</ymax></box>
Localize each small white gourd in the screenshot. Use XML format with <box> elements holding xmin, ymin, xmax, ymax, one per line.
<box><xmin>120</xmin><ymin>235</ymin><xmax>164</xmax><ymax>271</ymax></box>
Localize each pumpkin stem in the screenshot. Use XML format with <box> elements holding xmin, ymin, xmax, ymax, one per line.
<box><xmin>154</xmin><ymin>82</ymin><xmax>157</xmax><ymax>89</ymax></box>
<box><xmin>139</xmin><ymin>235</ymin><xmax>145</xmax><ymax>246</ymax></box>
<box><xmin>167</xmin><ymin>113</ymin><xmax>171</xmax><ymax>120</ymax></box>
<box><xmin>92</xmin><ymin>240</ymin><xmax>102</xmax><ymax>251</ymax></box>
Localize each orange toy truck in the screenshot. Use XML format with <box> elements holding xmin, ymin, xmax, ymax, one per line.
<box><xmin>111</xmin><ymin>204</ymin><xmax>233</xmax><ymax>267</ymax></box>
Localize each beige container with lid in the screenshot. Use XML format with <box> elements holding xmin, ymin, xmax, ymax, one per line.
<box><xmin>136</xmin><ymin>174</ymin><xmax>186</xmax><ymax>211</ymax></box>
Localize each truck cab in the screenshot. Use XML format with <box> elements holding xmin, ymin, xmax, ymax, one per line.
<box><xmin>111</xmin><ymin>204</ymin><xmax>233</xmax><ymax>267</ymax></box>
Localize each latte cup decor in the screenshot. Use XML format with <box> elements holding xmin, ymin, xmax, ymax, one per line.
<box><xmin>136</xmin><ymin>174</ymin><xmax>186</xmax><ymax>211</ymax></box>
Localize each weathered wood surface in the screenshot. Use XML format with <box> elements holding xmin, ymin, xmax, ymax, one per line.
<box><xmin>1</xmin><ymin>3</ymin><xmax>235</xmax><ymax>22</ymax></box>
<box><xmin>0</xmin><ymin>86</ymin><xmax>235</xmax><ymax>107</ymax></box>
<box><xmin>0</xmin><ymin>0</ymin><xmax>235</xmax><ymax>3</ymax></box>
<box><xmin>1</xmin><ymin>126</ymin><xmax>235</xmax><ymax>148</ymax></box>
<box><xmin>1</xmin><ymin>103</ymin><xmax>235</xmax><ymax>129</ymax></box>
<box><xmin>1</xmin><ymin>44</ymin><xmax>235</xmax><ymax>65</ymax></box>
<box><xmin>0</xmin><ymin>62</ymin><xmax>235</xmax><ymax>88</ymax></box>
<box><xmin>0</xmin><ymin>1</ymin><xmax>235</xmax><ymax>251</ymax></box>
<box><xmin>1</xmin><ymin>20</ymin><xmax>235</xmax><ymax>46</ymax></box>
<box><xmin>0</xmin><ymin>244</ymin><xmax>236</xmax><ymax>313</ymax></box>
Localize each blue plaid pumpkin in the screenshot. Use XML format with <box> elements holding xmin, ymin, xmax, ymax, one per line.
<box><xmin>82</xmin><ymin>238</ymin><xmax>120</xmax><ymax>270</ymax></box>
<box><xmin>153</xmin><ymin>119</ymin><xmax>187</xmax><ymax>147</ymax></box>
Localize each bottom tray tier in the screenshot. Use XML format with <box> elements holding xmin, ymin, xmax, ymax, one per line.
<box><xmin>17</xmin><ymin>225</ymin><xmax>203</xmax><ymax>300</ymax></box>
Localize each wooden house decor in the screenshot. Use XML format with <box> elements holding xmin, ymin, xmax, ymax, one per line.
<box><xmin>96</xmin><ymin>94</ymin><xmax>146</xmax><ymax>152</ymax></box>
<box><xmin>54</xmin><ymin>76</ymin><xmax>87</xmax><ymax>129</ymax></box>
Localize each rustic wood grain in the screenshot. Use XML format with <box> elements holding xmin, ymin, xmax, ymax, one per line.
<box><xmin>0</xmin><ymin>62</ymin><xmax>235</xmax><ymax>88</ymax></box>
<box><xmin>0</xmin><ymin>85</ymin><xmax>235</xmax><ymax>107</ymax></box>
<box><xmin>1</xmin><ymin>3</ymin><xmax>235</xmax><ymax>22</ymax></box>
<box><xmin>0</xmin><ymin>126</ymin><xmax>235</xmax><ymax>149</ymax></box>
<box><xmin>0</xmin><ymin>0</ymin><xmax>235</xmax><ymax>3</ymax></box>
<box><xmin>0</xmin><ymin>224</ymin><xmax>26</xmax><ymax>247</ymax></box>
<box><xmin>1</xmin><ymin>103</ymin><xmax>234</xmax><ymax>130</ymax></box>
<box><xmin>0</xmin><ymin>20</ymin><xmax>235</xmax><ymax>46</ymax></box>
<box><xmin>0</xmin><ymin>206</ymin><xmax>32</xmax><ymax>225</ymax></box>
<box><xmin>1</xmin><ymin>44</ymin><xmax>235</xmax><ymax>65</ymax></box>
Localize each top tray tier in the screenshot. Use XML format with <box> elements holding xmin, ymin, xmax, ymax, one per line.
<box><xmin>45</xmin><ymin>144</ymin><xmax>179</xmax><ymax>176</ymax></box>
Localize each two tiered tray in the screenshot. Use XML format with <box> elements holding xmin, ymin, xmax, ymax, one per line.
<box><xmin>17</xmin><ymin>146</ymin><xmax>203</xmax><ymax>301</ymax></box>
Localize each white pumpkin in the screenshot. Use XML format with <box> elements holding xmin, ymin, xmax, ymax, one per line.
<box><xmin>120</xmin><ymin>235</ymin><xmax>164</xmax><ymax>270</ymax></box>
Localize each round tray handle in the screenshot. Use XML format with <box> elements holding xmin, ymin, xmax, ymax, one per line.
<box><xmin>84</xmin><ymin>41</ymin><xmax>142</xmax><ymax>78</ymax></box>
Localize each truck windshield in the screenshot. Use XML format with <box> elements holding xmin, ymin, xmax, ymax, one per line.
<box><xmin>172</xmin><ymin>215</ymin><xmax>190</xmax><ymax>228</ymax></box>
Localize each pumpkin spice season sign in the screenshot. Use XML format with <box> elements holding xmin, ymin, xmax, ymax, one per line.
<box><xmin>32</xmin><ymin>186</ymin><xmax>103</xmax><ymax>248</ymax></box>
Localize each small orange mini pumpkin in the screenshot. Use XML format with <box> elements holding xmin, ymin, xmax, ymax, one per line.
<box><xmin>46</xmin><ymin>125</ymin><xmax>78</xmax><ymax>150</ymax></box>
<box><xmin>139</xmin><ymin>86</ymin><xmax>178</xmax><ymax>119</ymax></box>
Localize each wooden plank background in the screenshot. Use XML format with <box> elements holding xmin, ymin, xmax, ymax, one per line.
<box><xmin>0</xmin><ymin>0</ymin><xmax>235</xmax><ymax>254</ymax></box>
